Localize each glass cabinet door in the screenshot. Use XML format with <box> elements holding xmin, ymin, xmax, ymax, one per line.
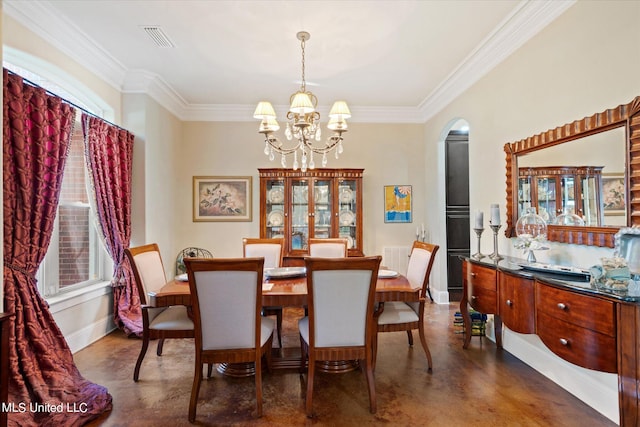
<box><xmin>518</xmin><ymin>177</ymin><xmax>532</xmax><ymax>217</ymax></box>
<box><xmin>290</xmin><ymin>179</ymin><xmax>309</xmax><ymax>251</ymax></box>
<box><xmin>265</xmin><ymin>179</ymin><xmax>285</xmax><ymax>239</ymax></box>
<box><xmin>337</xmin><ymin>179</ymin><xmax>357</xmax><ymax>251</ymax></box>
<box><xmin>312</xmin><ymin>179</ymin><xmax>332</xmax><ymax>239</ymax></box>
<box><xmin>581</xmin><ymin>176</ymin><xmax>600</xmax><ymax>225</ymax></box>
<box><xmin>536</xmin><ymin>177</ymin><xmax>556</xmax><ymax>223</ymax></box>
<box><xmin>560</xmin><ymin>176</ymin><xmax>576</xmax><ymax>216</ymax></box>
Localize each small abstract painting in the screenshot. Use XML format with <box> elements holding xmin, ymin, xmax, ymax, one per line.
<box><xmin>193</xmin><ymin>176</ymin><xmax>252</xmax><ymax>222</ymax></box>
<box><xmin>384</xmin><ymin>185</ymin><xmax>412</xmax><ymax>223</ymax></box>
<box><xmin>602</xmin><ymin>173</ymin><xmax>625</xmax><ymax>216</ymax></box>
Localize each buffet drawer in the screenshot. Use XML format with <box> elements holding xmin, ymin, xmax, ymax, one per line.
<box><xmin>535</xmin><ymin>282</ymin><xmax>615</xmax><ymax>337</ymax></box>
<box><xmin>536</xmin><ymin>311</ymin><xmax>617</xmax><ymax>373</ymax></box>
<box><xmin>466</xmin><ymin>262</ymin><xmax>496</xmax><ymax>292</ymax></box>
<box><xmin>465</xmin><ymin>263</ymin><xmax>497</xmax><ymax>313</ymax></box>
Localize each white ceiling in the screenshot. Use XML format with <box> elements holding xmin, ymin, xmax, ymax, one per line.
<box><xmin>3</xmin><ymin>0</ymin><xmax>573</xmax><ymax>122</ymax></box>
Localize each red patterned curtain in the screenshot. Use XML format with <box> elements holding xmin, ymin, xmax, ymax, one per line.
<box><xmin>3</xmin><ymin>70</ymin><xmax>112</xmax><ymax>425</ymax></box>
<box><xmin>82</xmin><ymin>115</ymin><xmax>139</xmax><ymax>335</ymax></box>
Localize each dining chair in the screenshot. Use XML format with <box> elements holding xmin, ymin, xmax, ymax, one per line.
<box><xmin>374</xmin><ymin>241</ymin><xmax>439</xmax><ymax>371</ymax></box>
<box><xmin>299</xmin><ymin>256</ymin><xmax>382</xmax><ymax>416</ymax></box>
<box><xmin>308</xmin><ymin>238</ymin><xmax>348</xmax><ymax>258</ymax></box>
<box><xmin>243</xmin><ymin>237</ymin><xmax>285</xmax><ymax>347</ymax></box>
<box><xmin>125</xmin><ymin>243</ymin><xmax>194</xmax><ymax>382</ymax></box>
<box><xmin>184</xmin><ymin>257</ymin><xmax>274</xmax><ymax>422</ymax></box>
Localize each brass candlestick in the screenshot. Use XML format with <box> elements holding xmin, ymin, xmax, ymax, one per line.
<box><xmin>471</xmin><ymin>228</ymin><xmax>485</xmax><ymax>260</ymax></box>
<box><xmin>489</xmin><ymin>224</ymin><xmax>503</xmax><ymax>261</ymax></box>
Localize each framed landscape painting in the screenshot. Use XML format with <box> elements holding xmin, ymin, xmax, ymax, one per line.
<box><xmin>193</xmin><ymin>176</ymin><xmax>252</xmax><ymax>222</ymax></box>
<box><xmin>384</xmin><ymin>185</ymin><xmax>412</xmax><ymax>223</ymax></box>
<box><xmin>602</xmin><ymin>173</ymin><xmax>625</xmax><ymax>216</ymax></box>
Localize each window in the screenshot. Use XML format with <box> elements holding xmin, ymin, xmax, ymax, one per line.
<box><xmin>4</xmin><ymin>61</ymin><xmax>112</xmax><ymax>298</ymax></box>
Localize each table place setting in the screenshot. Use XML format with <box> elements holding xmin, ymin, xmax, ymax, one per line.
<box><xmin>264</xmin><ymin>267</ymin><xmax>306</xmax><ymax>279</ymax></box>
<box><xmin>378</xmin><ymin>269</ymin><xmax>399</xmax><ymax>278</ymax></box>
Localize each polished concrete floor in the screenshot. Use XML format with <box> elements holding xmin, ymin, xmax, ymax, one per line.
<box><xmin>76</xmin><ymin>303</ymin><xmax>615</xmax><ymax>426</ymax></box>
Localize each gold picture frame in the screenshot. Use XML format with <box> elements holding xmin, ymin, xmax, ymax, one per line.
<box><xmin>193</xmin><ymin>176</ymin><xmax>252</xmax><ymax>222</ymax></box>
<box><xmin>602</xmin><ymin>173</ymin><xmax>625</xmax><ymax>216</ymax></box>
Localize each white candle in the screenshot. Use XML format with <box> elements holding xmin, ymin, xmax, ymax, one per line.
<box><xmin>490</xmin><ymin>204</ymin><xmax>501</xmax><ymax>226</ymax></box>
<box><xmin>416</xmin><ymin>226</ymin><xmax>420</xmax><ymax>240</ymax></box>
<box><xmin>474</xmin><ymin>210</ymin><xmax>484</xmax><ymax>229</ymax></box>
<box><xmin>421</xmin><ymin>224</ymin><xmax>426</xmax><ymax>241</ymax></box>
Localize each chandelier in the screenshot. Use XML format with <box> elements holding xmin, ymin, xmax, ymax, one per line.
<box><xmin>253</xmin><ymin>31</ymin><xmax>351</xmax><ymax>172</ymax></box>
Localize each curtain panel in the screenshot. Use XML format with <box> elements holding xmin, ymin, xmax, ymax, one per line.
<box><xmin>3</xmin><ymin>69</ymin><xmax>112</xmax><ymax>426</ymax></box>
<box><xmin>82</xmin><ymin>115</ymin><xmax>139</xmax><ymax>336</ymax></box>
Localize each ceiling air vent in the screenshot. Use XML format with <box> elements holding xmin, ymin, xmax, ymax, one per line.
<box><xmin>141</xmin><ymin>26</ymin><xmax>175</xmax><ymax>48</ymax></box>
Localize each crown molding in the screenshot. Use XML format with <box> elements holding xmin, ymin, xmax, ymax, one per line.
<box><xmin>418</xmin><ymin>0</ymin><xmax>575</xmax><ymax>122</ymax></box>
<box><xmin>4</xmin><ymin>0</ymin><xmax>574</xmax><ymax>124</ymax></box>
<box><xmin>3</xmin><ymin>0</ymin><xmax>127</xmax><ymax>92</ymax></box>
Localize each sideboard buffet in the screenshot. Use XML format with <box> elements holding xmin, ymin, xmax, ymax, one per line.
<box><xmin>461</xmin><ymin>256</ymin><xmax>639</xmax><ymax>426</ymax></box>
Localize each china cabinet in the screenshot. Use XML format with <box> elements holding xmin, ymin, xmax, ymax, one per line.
<box><xmin>517</xmin><ymin>166</ymin><xmax>603</xmax><ymax>226</ymax></box>
<box><xmin>258</xmin><ymin>168</ymin><xmax>364</xmax><ymax>260</ymax></box>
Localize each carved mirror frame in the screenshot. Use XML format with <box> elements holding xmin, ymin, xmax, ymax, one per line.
<box><xmin>505</xmin><ymin>96</ymin><xmax>640</xmax><ymax>248</ymax></box>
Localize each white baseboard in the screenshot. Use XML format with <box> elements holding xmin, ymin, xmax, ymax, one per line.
<box><xmin>503</xmin><ymin>329</ymin><xmax>619</xmax><ymax>424</ymax></box>
<box><xmin>68</xmin><ymin>315</ymin><xmax>116</xmax><ymax>354</ymax></box>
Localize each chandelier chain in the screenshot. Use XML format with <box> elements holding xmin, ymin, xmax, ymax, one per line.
<box><xmin>300</xmin><ymin>37</ymin><xmax>306</xmax><ymax>92</ymax></box>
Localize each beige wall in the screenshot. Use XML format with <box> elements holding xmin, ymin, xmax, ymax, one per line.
<box><xmin>123</xmin><ymin>93</ymin><xmax>183</xmax><ymax>268</ymax></box>
<box><xmin>425</xmin><ymin>0</ymin><xmax>639</xmax><ymax>273</ymax></box>
<box><xmin>3</xmin><ymin>0</ymin><xmax>639</xmax><ymax>420</ymax></box>
<box><xmin>174</xmin><ymin>122</ymin><xmax>426</xmax><ymax>263</ymax></box>
<box><xmin>421</xmin><ymin>1</ymin><xmax>639</xmax><ymax>422</ymax></box>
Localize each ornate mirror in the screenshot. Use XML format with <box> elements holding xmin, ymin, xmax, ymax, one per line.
<box><xmin>505</xmin><ymin>96</ymin><xmax>640</xmax><ymax>247</ymax></box>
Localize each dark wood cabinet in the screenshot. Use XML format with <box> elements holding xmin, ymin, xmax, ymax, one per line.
<box><xmin>535</xmin><ymin>282</ymin><xmax>616</xmax><ymax>373</ymax></box>
<box><xmin>258</xmin><ymin>168</ymin><xmax>364</xmax><ymax>259</ymax></box>
<box><xmin>498</xmin><ymin>271</ymin><xmax>535</xmax><ymax>334</ymax></box>
<box><xmin>460</xmin><ymin>257</ymin><xmax>639</xmax><ymax>426</ymax></box>
<box><xmin>464</xmin><ymin>261</ymin><xmax>497</xmax><ymax>314</ymax></box>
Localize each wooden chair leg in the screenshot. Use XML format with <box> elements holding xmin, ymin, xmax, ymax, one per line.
<box><xmin>418</xmin><ymin>323</ymin><xmax>433</xmax><ymax>371</ymax></box>
<box><xmin>276</xmin><ymin>310</ymin><xmax>283</xmax><ymax>348</ymax></box>
<box><xmin>299</xmin><ymin>336</ymin><xmax>308</xmax><ymax>374</ymax></box>
<box><xmin>156</xmin><ymin>338</ymin><xmax>165</xmax><ymax>356</ymax></box>
<box><xmin>372</xmin><ymin>332</ymin><xmax>379</xmax><ymax>371</ymax></box>
<box><xmin>189</xmin><ymin>360</ymin><xmax>203</xmax><ymax>423</ymax></box>
<box><xmin>305</xmin><ymin>354</ymin><xmax>316</xmax><ymax>417</ymax></box>
<box><xmin>406</xmin><ymin>330</ymin><xmax>414</xmax><ymax>346</ymax></box>
<box><xmin>426</xmin><ymin>286</ymin><xmax>434</xmax><ymax>302</ymax></box>
<box><xmin>363</xmin><ymin>357</ymin><xmax>377</xmax><ymax>414</ymax></box>
<box><xmin>264</xmin><ymin>335</ymin><xmax>273</xmax><ymax>374</ymax></box>
<box><xmin>207</xmin><ymin>364</ymin><xmax>213</xmax><ymax>378</ymax></box>
<box><xmin>133</xmin><ymin>334</ymin><xmax>150</xmax><ymax>382</ymax></box>
<box><xmin>255</xmin><ymin>357</ymin><xmax>263</xmax><ymax>417</ymax></box>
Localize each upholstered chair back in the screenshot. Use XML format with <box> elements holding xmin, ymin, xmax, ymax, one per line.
<box><xmin>191</xmin><ymin>269</ymin><xmax>260</xmax><ymax>350</ymax></box>
<box><xmin>308</xmin><ymin>238</ymin><xmax>348</xmax><ymax>258</ymax></box>
<box><xmin>243</xmin><ymin>238</ymin><xmax>284</xmax><ymax>269</ymax></box>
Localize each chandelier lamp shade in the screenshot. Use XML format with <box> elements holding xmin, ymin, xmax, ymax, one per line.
<box><xmin>254</xmin><ymin>31</ymin><xmax>351</xmax><ymax>172</ymax></box>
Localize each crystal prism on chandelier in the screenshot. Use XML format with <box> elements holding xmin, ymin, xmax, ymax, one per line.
<box><xmin>253</xmin><ymin>31</ymin><xmax>351</xmax><ymax>172</ymax></box>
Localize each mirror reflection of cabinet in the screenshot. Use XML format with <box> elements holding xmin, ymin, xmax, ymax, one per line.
<box><xmin>504</xmin><ymin>95</ymin><xmax>640</xmax><ymax>248</ymax></box>
<box><xmin>518</xmin><ymin>166</ymin><xmax>603</xmax><ymax>226</ymax></box>
<box><xmin>259</xmin><ymin>168</ymin><xmax>364</xmax><ymax>258</ymax></box>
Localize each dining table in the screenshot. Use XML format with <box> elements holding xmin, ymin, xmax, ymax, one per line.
<box><xmin>147</xmin><ymin>269</ymin><xmax>419</xmax><ymax>375</ymax></box>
